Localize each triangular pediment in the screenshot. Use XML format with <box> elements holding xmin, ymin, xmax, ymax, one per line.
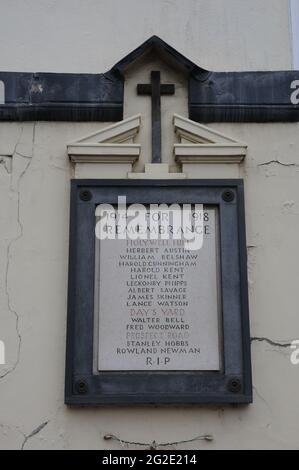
<box><xmin>174</xmin><ymin>114</ymin><xmax>246</xmax><ymax>144</ymax></box>
<box><xmin>67</xmin><ymin>114</ymin><xmax>141</xmax><ymax>163</ymax></box>
<box><xmin>69</xmin><ymin>114</ymin><xmax>141</xmax><ymax>145</ymax></box>
<box><xmin>173</xmin><ymin>114</ymin><xmax>247</xmax><ymax>163</ymax></box>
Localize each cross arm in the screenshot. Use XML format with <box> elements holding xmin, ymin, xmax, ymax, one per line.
<box><xmin>137</xmin><ymin>83</ymin><xmax>175</xmax><ymax>95</ymax></box>
<box><xmin>160</xmin><ymin>84</ymin><xmax>175</xmax><ymax>95</ymax></box>
<box><xmin>137</xmin><ymin>84</ymin><xmax>152</xmax><ymax>95</ymax></box>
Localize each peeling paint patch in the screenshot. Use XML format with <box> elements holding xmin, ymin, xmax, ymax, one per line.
<box><xmin>30</xmin><ymin>82</ymin><xmax>43</xmax><ymax>94</ymax></box>
<box><xmin>282</xmin><ymin>200</ymin><xmax>299</xmax><ymax>215</ymax></box>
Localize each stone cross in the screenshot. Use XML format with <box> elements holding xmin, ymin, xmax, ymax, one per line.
<box><xmin>137</xmin><ymin>71</ymin><xmax>175</xmax><ymax>163</ymax></box>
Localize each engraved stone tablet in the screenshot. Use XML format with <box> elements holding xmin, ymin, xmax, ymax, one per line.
<box><xmin>96</xmin><ymin>207</ymin><xmax>221</xmax><ymax>371</ymax></box>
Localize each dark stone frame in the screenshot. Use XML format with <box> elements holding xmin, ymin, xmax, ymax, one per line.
<box><xmin>65</xmin><ymin>179</ymin><xmax>252</xmax><ymax>405</ymax></box>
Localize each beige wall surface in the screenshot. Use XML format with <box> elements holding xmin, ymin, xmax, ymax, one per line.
<box><xmin>0</xmin><ymin>0</ymin><xmax>299</xmax><ymax>450</ymax></box>
<box><xmin>0</xmin><ymin>0</ymin><xmax>293</xmax><ymax>73</ymax></box>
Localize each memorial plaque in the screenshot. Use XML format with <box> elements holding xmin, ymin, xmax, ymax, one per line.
<box><xmin>65</xmin><ymin>180</ymin><xmax>252</xmax><ymax>405</ymax></box>
<box><xmin>96</xmin><ymin>208</ymin><xmax>221</xmax><ymax>371</ymax></box>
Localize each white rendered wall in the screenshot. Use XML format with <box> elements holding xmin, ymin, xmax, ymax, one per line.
<box><xmin>0</xmin><ymin>0</ymin><xmax>298</xmax><ymax>450</ymax></box>
<box><xmin>0</xmin><ymin>0</ymin><xmax>293</xmax><ymax>73</ymax></box>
